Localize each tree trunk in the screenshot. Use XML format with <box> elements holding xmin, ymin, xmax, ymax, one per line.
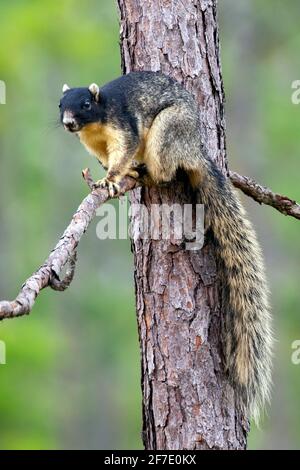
<box><xmin>117</xmin><ymin>0</ymin><xmax>248</xmax><ymax>450</ymax></box>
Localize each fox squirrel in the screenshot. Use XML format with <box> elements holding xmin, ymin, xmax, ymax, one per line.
<box><xmin>59</xmin><ymin>71</ymin><xmax>272</xmax><ymax>423</ymax></box>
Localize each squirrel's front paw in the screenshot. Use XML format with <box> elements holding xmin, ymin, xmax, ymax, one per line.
<box><xmin>93</xmin><ymin>178</ymin><xmax>121</xmax><ymax>197</ymax></box>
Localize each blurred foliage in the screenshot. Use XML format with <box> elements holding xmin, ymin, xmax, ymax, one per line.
<box><xmin>219</xmin><ymin>0</ymin><xmax>300</xmax><ymax>449</ymax></box>
<box><xmin>0</xmin><ymin>0</ymin><xmax>299</xmax><ymax>450</ymax></box>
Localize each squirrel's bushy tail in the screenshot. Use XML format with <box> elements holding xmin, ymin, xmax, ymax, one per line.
<box><xmin>199</xmin><ymin>161</ymin><xmax>273</xmax><ymax>423</ymax></box>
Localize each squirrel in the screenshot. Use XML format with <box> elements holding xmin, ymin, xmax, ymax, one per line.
<box><xmin>59</xmin><ymin>71</ymin><xmax>272</xmax><ymax>423</ymax></box>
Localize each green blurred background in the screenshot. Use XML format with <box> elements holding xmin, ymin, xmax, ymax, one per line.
<box><xmin>0</xmin><ymin>0</ymin><xmax>299</xmax><ymax>450</ymax></box>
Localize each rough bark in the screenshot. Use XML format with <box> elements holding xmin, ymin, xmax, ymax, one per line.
<box><xmin>118</xmin><ymin>0</ymin><xmax>248</xmax><ymax>450</ymax></box>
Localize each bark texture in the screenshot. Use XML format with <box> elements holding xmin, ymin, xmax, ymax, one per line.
<box><xmin>118</xmin><ymin>0</ymin><xmax>248</xmax><ymax>450</ymax></box>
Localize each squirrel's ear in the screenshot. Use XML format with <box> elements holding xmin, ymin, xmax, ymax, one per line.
<box><xmin>89</xmin><ymin>83</ymin><xmax>100</xmax><ymax>102</ymax></box>
<box><xmin>62</xmin><ymin>84</ymin><xmax>70</xmax><ymax>93</ymax></box>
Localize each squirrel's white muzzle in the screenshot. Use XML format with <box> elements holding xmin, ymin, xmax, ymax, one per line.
<box><xmin>63</xmin><ymin>111</ymin><xmax>79</xmax><ymax>132</ymax></box>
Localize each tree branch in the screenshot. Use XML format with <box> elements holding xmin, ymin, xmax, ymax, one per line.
<box><xmin>0</xmin><ymin>167</ymin><xmax>298</xmax><ymax>321</ymax></box>
<box><xmin>230</xmin><ymin>171</ymin><xmax>300</xmax><ymax>220</ymax></box>
<box><xmin>0</xmin><ymin>169</ymin><xmax>138</xmax><ymax>321</ymax></box>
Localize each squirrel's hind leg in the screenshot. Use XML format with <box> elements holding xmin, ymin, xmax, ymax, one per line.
<box><xmin>144</xmin><ymin>105</ymin><xmax>203</xmax><ymax>187</ymax></box>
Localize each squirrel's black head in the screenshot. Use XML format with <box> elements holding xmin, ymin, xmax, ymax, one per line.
<box><xmin>59</xmin><ymin>83</ymin><xmax>101</xmax><ymax>133</ymax></box>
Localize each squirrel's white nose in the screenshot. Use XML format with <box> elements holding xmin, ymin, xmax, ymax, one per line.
<box><xmin>63</xmin><ymin>111</ymin><xmax>77</xmax><ymax>131</ymax></box>
<box><xmin>63</xmin><ymin>116</ymin><xmax>76</xmax><ymax>126</ymax></box>
<box><xmin>63</xmin><ymin>111</ymin><xmax>75</xmax><ymax>125</ymax></box>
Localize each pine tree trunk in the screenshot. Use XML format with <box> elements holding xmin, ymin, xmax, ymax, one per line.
<box><xmin>117</xmin><ymin>0</ymin><xmax>249</xmax><ymax>450</ymax></box>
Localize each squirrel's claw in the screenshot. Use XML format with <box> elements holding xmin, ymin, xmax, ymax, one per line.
<box><xmin>93</xmin><ymin>178</ymin><xmax>121</xmax><ymax>198</ymax></box>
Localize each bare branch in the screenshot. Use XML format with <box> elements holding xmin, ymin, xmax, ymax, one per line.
<box><xmin>0</xmin><ymin>169</ymin><xmax>138</xmax><ymax>321</ymax></box>
<box><xmin>49</xmin><ymin>251</ymin><xmax>78</xmax><ymax>292</ymax></box>
<box><xmin>0</xmin><ymin>166</ymin><xmax>298</xmax><ymax>321</ymax></box>
<box><xmin>230</xmin><ymin>171</ymin><xmax>300</xmax><ymax>220</ymax></box>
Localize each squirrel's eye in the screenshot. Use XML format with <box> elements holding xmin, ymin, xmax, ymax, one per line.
<box><xmin>83</xmin><ymin>100</ymin><xmax>91</xmax><ymax>110</ymax></box>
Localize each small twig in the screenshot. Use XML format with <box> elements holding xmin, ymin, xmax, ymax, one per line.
<box><xmin>82</xmin><ymin>167</ymin><xmax>95</xmax><ymax>190</ymax></box>
<box><xmin>230</xmin><ymin>171</ymin><xmax>300</xmax><ymax>220</ymax></box>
